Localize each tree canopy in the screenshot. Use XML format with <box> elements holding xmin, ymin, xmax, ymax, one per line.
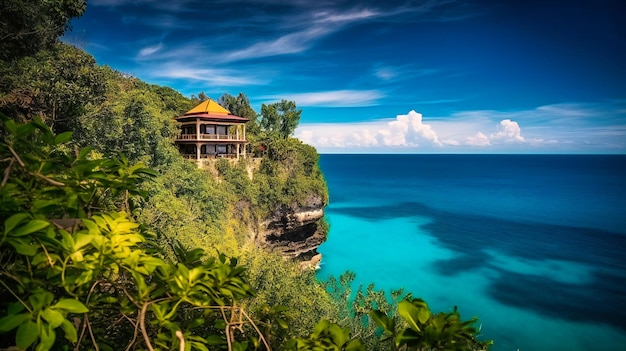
<box><xmin>260</xmin><ymin>100</ymin><xmax>302</xmax><ymax>139</ymax></box>
<box><xmin>0</xmin><ymin>0</ymin><xmax>86</xmax><ymax>61</ymax></box>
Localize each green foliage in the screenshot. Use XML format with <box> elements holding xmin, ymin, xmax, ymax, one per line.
<box><xmin>0</xmin><ymin>117</ymin><xmax>262</xmax><ymax>351</ymax></box>
<box><xmin>0</xmin><ymin>0</ymin><xmax>87</xmax><ymax>61</ymax></box>
<box><xmin>242</xmin><ymin>250</ymin><xmax>339</xmax><ymax>347</ymax></box>
<box><xmin>259</xmin><ymin>100</ymin><xmax>301</xmax><ymax>139</ymax></box>
<box><xmin>0</xmin><ymin>42</ymin><xmax>106</xmax><ymax>133</ymax></box>
<box><xmin>76</xmin><ymin>66</ymin><xmax>181</xmax><ymax>168</ymax></box>
<box><xmin>250</xmin><ymin>138</ymin><xmax>328</xmax><ymax>218</ymax></box>
<box><xmin>284</xmin><ymin>320</ymin><xmax>365</xmax><ymax>351</ymax></box>
<box><xmin>370</xmin><ymin>298</ymin><xmax>493</xmax><ymax>351</ymax></box>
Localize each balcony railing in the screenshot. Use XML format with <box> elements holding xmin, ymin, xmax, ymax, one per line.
<box><xmin>181</xmin><ymin>153</ymin><xmax>239</xmax><ymax>159</ymax></box>
<box><xmin>177</xmin><ymin>134</ymin><xmax>244</xmax><ymax>141</ymax></box>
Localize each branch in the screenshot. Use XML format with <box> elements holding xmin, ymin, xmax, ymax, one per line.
<box><xmin>123</xmin><ymin>313</ymin><xmax>140</xmax><ymax>351</ymax></box>
<box><xmin>0</xmin><ymin>277</ymin><xmax>32</xmax><ymax>313</ymax></box>
<box><xmin>176</xmin><ymin>330</ymin><xmax>185</xmax><ymax>351</ymax></box>
<box><xmin>7</xmin><ymin>145</ymin><xmax>65</xmax><ymax>186</ymax></box>
<box><xmin>241</xmin><ymin>308</ymin><xmax>272</xmax><ymax>351</ymax></box>
<box><xmin>7</xmin><ymin>146</ymin><xmax>25</xmax><ymax>167</ymax></box>
<box><xmin>32</xmin><ymin>171</ymin><xmax>65</xmax><ymax>186</ymax></box>
<box><xmin>139</xmin><ymin>302</ymin><xmax>155</xmax><ymax>351</ymax></box>
<box><xmin>85</xmin><ymin>314</ymin><xmax>100</xmax><ymax>351</ymax></box>
<box><xmin>2</xmin><ymin>157</ymin><xmax>14</xmax><ymax>187</ymax></box>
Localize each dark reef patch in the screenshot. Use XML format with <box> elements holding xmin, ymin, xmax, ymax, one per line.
<box><xmin>329</xmin><ymin>201</ymin><xmax>626</xmax><ymax>331</ymax></box>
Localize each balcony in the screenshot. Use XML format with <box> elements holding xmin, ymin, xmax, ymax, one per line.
<box><xmin>181</xmin><ymin>153</ymin><xmax>239</xmax><ymax>159</ymax></box>
<box><xmin>176</xmin><ymin>133</ymin><xmax>245</xmax><ymax>141</ymax></box>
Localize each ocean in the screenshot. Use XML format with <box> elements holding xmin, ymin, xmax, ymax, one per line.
<box><xmin>316</xmin><ymin>154</ymin><xmax>626</xmax><ymax>351</ymax></box>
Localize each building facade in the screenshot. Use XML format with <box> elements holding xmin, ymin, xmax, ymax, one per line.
<box><xmin>175</xmin><ymin>99</ymin><xmax>249</xmax><ymax>161</ymax></box>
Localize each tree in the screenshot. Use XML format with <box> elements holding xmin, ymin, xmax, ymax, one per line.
<box><xmin>259</xmin><ymin>100</ymin><xmax>301</xmax><ymax>139</ymax></box>
<box><xmin>218</xmin><ymin>93</ymin><xmax>257</xmax><ymax>120</ymax></box>
<box><xmin>0</xmin><ymin>43</ymin><xmax>105</xmax><ymax>133</ymax></box>
<box><xmin>189</xmin><ymin>91</ymin><xmax>209</xmax><ymax>107</ymax></box>
<box><xmin>0</xmin><ymin>0</ymin><xmax>87</xmax><ymax>62</ymax></box>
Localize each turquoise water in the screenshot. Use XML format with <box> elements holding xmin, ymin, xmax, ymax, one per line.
<box><xmin>316</xmin><ymin>154</ymin><xmax>626</xmax><ymax>351</ymax></box>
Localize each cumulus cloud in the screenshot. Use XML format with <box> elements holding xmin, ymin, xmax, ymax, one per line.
<box><xmin>297</xmin><ymin>102</ymin><xmax>626</xmax><ymax>153</ymax></box>
<box><xmin>490</xmin><ymin>119</ymin><xmax>525</xmax><ymax>143</ymax></box>
<box><xmin>380</xmin><ymin>110</ymin><xmax>442</xmax><ymax>146</ymax></box>
<box><xmin>296</xmin><ymin>110</ymin><xmax>442</xmax><ymax>149</ymax></box>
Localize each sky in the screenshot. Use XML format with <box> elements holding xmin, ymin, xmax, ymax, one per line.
<box><xmin>65</xmin><ymin>0</ymin><xmax>626</xmax><ymax>153</ymax></box>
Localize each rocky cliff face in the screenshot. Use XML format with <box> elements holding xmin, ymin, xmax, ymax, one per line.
<box><xmin>255</xmin><ymin>194</ymin><xmax>326</xmax><ymax>269</ymax></box>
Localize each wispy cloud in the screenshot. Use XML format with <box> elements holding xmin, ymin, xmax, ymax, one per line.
<box><xmin>222</xmin><ymin>26</ymin><xmax>332</xmax><ymax>61</ymax></box>
<box><xmin>149</xmin><ymin>65</ymin><xmax>263</xmax><ymax>86</ymax></box>
<box><xmin>312</xmin><ymin>8</ymin><xmax>379</xmax><ymax>24</ymax></box>
<box><xmin>371</xmin><ymin>64</ymin><xmax>439</xmax><ymax>82</ymax></box>
<box><xmin>264</xmin><ymin>90</ymin><xmax>384</xmax><ymax>107</ymax></box>
<box><xmin>138</xmin><ymin>43</ymin><xmax>163</xmax><ymax>56</ymax></box>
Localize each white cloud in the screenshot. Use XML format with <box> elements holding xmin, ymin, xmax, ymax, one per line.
<box><xmin>296</xmin><ymin>110</ymin><xmax>442</xmax><ymax>149</ymax></box>
<box><xmin>442</xmin><ymin>139</ymin><xmax>460</xmax><ymax>146</ymax></box>
<box><xmin>313</xmin><ymin>9</ymin><xmax>379</xmax><ymax>24</ymax></box>
<box><xmin>297</xmin><ymin>102</ymin><xmax>626</xmax><ymax>153</ymax></box>
<box><xmin>150</xmin><ymin>65</ymin><xmax>262</xmax><ymax>86</ymax></box>
<box><xmin>264</xmin><ymin>90</ymin><xmax>383</xmax><ymax>107</ymax></box>
<box><xmin>490</xmin><ymin>119</ymin><xmax>526</xmax><ymax>143</ymax></box>
<box><xmin>465</xmin><ymin>132</ymin><xmax>491</xmax><ymax>147</ymax></box>
<box><xmin>223</xmin><ymin>26</ymin><xmax>332</xmax><ymax>61</ymax></box>
<box><xmin>138</xmin><ymin>43</ymin><xmax>163</xmax><ymax>56</ymax></box>
<box><xmin>380</xmin><ymin>110</ymin><xmax>442</xmax><ymax>146</ymax></box>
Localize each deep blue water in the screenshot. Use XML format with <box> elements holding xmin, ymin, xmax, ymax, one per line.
<box><xmin>316</xmin><ymin>154</ymin><xmax>626</xmax><ymax>351</ymax></box>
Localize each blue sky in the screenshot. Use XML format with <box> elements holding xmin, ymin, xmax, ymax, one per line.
<box><xmin>66</xmin><ymin>0</ymin><xmax>626</xmax><ymax>153</ymax></box>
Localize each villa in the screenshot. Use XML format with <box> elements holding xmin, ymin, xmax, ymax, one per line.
<box><xmin>174</xmin><ymin>99</ymin><xmax>249</xmax><ymax>161</ymax></box>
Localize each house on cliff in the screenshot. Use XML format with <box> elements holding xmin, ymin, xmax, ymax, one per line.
<box><xmin>174</xmin><ymin>99</ymin><xmax>249</xmax><ymax>161</ymax></box>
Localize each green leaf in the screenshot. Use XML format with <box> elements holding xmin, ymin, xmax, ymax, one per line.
<box><xmin>369</xmin><ymin>310</ymin><xmax>394</xmax><ymax>334</ymax></box>
<box><xmin>8</xmin><ymin>302</ymin><xmax>26</xmax><ymax>315</ymax></box>
<box><xmin>54</xmin><ymin>131</ymin><xmax>73</xmax><ymax>145</ymax></box>
<box><xmin>41</xmin><ymin>308</ymin><xmax>65</xmax><ymax>328</ymax></box>
<box><xmin>10</xmin><ymin>220</ymin><xmax>50</xmax><ymax>237</ymax></box>
<box><xmin>7</xmin><ymin>238</ymin><xmax>38</xmax><ymax>256</ymax></box>
<box><xmin>418</xmin><ymin>306</ymin><xmax>431</xmax><ymax>324</ymax></box>
<box><xmin>206</xmin><ymin>334</ymin><xmax>227</xmax><ymax>345</ymax></box>
<box><xmin>277</xmin><ymin>318</ymin><xmax>289</xmax><ymax>329</ymax></box>
<box><xmin>16</xmin><ymin>319</ymin><xmax>38</xmax><ymax>350</ymax></box>
<box><xmin>53</xmin><ymin>299</ymin><xmax>89</xmax><ymax>313</ymax></box>
<box><xmin>345</xmin><ymin>339</ymin><xmax>365</xmax><ymax>351</ymax></box>
<box><xmin>395</xmin><ymin>328</ymin><xmax>422</xmax><ymax>348</ymax></box>
<box><xmin>77</xmin><ymin>146</ymin><xmax>93</xmax><ymax>160</ymax></box>
<box><xmin>4</xmin><ymin>213</ymin><xmax>29</xmax><ymax>235</ymax></box>
<box><xmin>60</xmin><ymin>319</ymin><xmax>78</xmax><ymax>342</ymax></box>
<box><xmin>398</xmin><ymin>300</ymin><xmax>423</xmax><ymax>332</ymax></box>
<box><xmin>36</xmin><ymin>322</ymin><xmax>56</xmax><ymax>351</ymax></box>
<box><xmin>0</xmin><ymin>313</ymin><xmax>31</xmax><ymax>332</ymax></box>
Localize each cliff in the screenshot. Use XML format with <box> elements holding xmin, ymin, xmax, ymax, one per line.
<box><xmin>255</xmin><ymin>194</ymin><xmax>327</xmax><ymax>269</ymax></box>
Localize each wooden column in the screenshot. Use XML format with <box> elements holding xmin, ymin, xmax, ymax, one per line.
<box><xmin>195</xmin><ymin>119</ymin><xmax>200</xmax><ymax>140</ymax></box>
